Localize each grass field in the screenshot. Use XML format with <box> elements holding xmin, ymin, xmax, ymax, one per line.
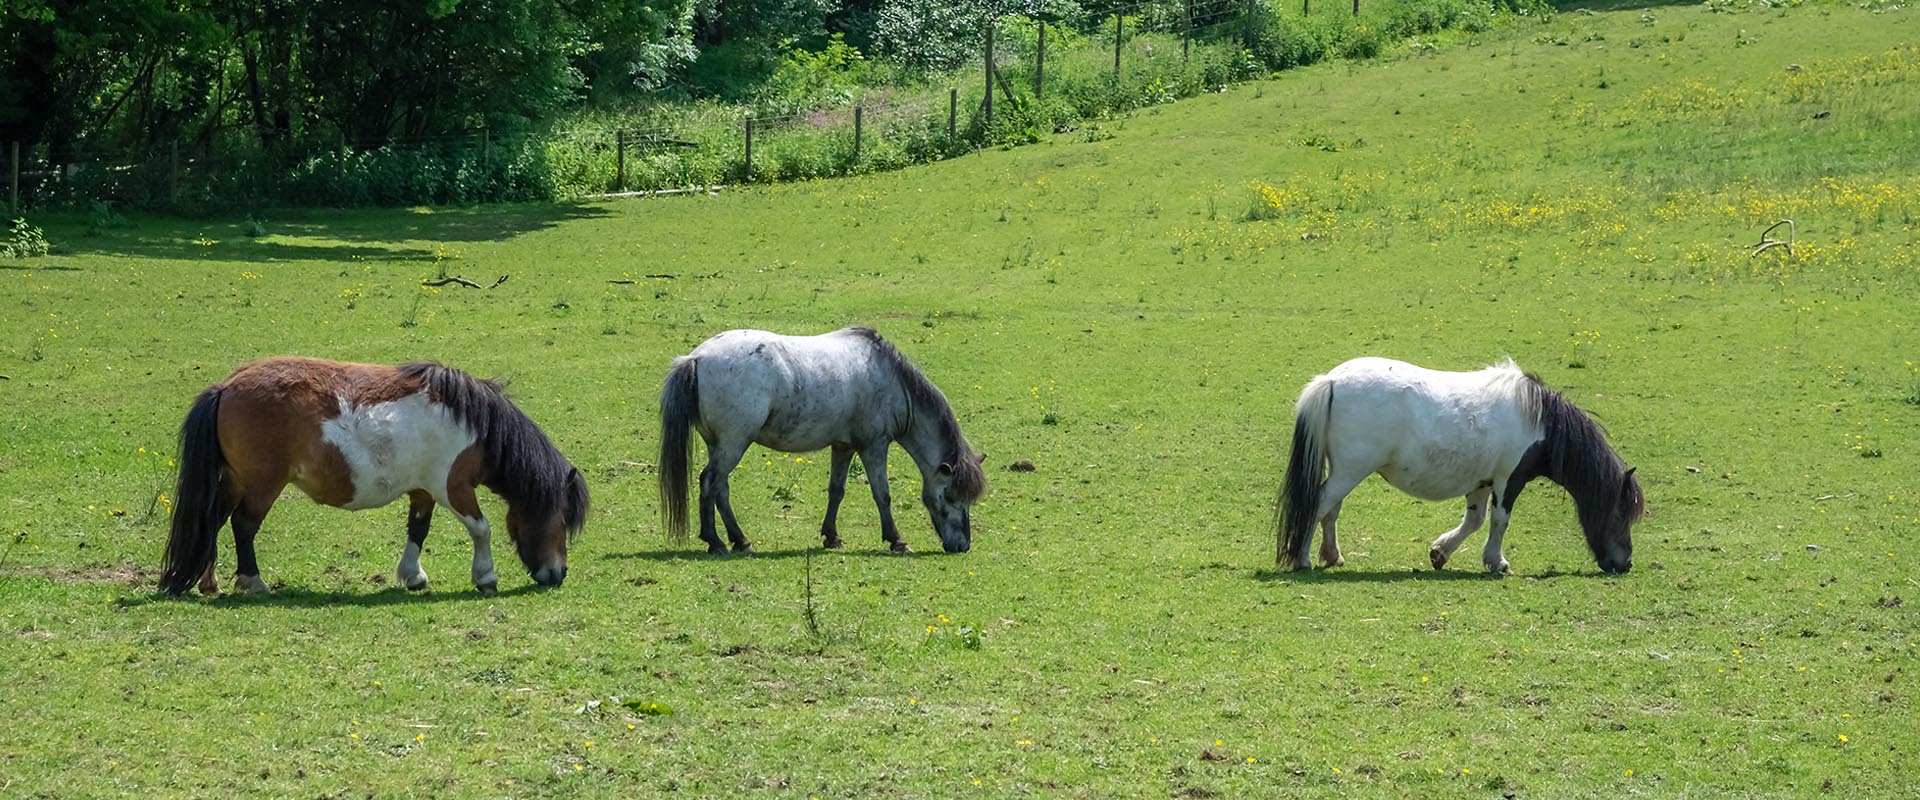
<box><xmin>4</xmin><ymin>0</ymin><xmax>1919</xmax><ymax>796</ymax></box>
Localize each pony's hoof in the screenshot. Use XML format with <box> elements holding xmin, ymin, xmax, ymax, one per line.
<box><xmin>706</xmin><ymin>543</ymin><xmax>728</xmax><ymax>556</ymax></box>
<box><xmin>822</xmin><ymin>536</ymin><xmax>844</xmax><ymax>550</ymax></box>
<box><xmin>1485</xmin><ymin>560</ymin><xmax>1510</xmax><ymax>575</ymax></box>
<box><xmin>196</xmin><ymin>580</ymin><xmax>220</xmax><ymax>596</ymax></box>
<box><xmin>235</xmin><ymin>573</ymin><xmax>270</xmax><ymax>594</ymax></box>
<box><xmin>403</xmin><ymin>576</ymin><xmax>431</xmax><ymax>592</ymax></box>
<box><xmin>1428</xmin><ymin>548</ymin><xmax>1448</xmax><ymax>570</ymax></box>
<box><xmin>1321</xmin><ymin>554</ymin><xmax>1345</xmax><ymax>568</ymax></box>
<box><xmin>731</xmin><ymin>542</ymin><xmax>754</xmax><ymax>555</ymax></box>
<box><xmin>889</xmin><ymin>541</ymin><xmax>912</xmax><ymax>554</ymax></box>
<box><xmin>476</xmin><ymin>582</ymin><xmax>498</xmax><ymax>596</ymax></box>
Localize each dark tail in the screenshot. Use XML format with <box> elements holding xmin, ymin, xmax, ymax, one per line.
<box><xmin>160</xmin><ymin>387</ymin><xmax>232</xmax><ymax>595</ymax></box>
<box><xmin>657</xmin><ymin>357</ymin><xmax>699</xmax><ymax>545</ymax></box>
<box><xmin>1278</xmin><ymin>378</ymin><xmax>1333</xmax><ymax>570</ymax></box>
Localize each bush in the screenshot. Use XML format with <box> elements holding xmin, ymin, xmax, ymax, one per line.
<box><xmin>2</xmin><ymin>218</ymin><xmax>50</xmax><ymax>258</ymax></box>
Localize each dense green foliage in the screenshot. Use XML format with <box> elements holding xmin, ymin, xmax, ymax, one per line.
<box><xmin>3</xmin><ymin>1</ymin><xmax>1918</xmax><ymax>795</ymax></box>
<box><xmin>4</xmin><ymin>0</ymin><xmax>1543</xmax><ymax>210</ymax></box>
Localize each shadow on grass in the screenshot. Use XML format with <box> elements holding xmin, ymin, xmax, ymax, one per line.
<box><xmin>41</xmin><ymin>202</ymin><xmax>614</xmax><ymax>264</ymax></box>
<box><xmin>1553</xmin><ymin>0</ymin><xmax>1704</xmax><ymax>12</ymax></box>
<box><xmin>115</xmin><ymin>582</ymin><xmax>550</xmax><ymax>609</ymax></box>
<box><xmin>1252</xmin><ymin>567</ymin><xmax>1606</xmax><ymax>582</ymax></box>
<box><xmin>605</xmin><ymin>546</ymin><xmax>952</xmax><ymax>561</ymax></box>
<box><xmin>0</xmin><ymin>262</ymin><xmax>81</xmax><ymax>271</ymax></box>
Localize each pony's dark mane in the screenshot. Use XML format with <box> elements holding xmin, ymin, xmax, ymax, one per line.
<box><xmin>848</xmin><ymin>327</ymin><xmax>987</xmax><ymax>502</ymax></box>
<box><xmin>1519</xmin><ymin>372</ymin><xmax>1645</xmax><ymax>537</ymax></box>
<box><xmin>398</xmin><ymin>362</ymin><xmax>588</xmax><ymax>537</ymax></box>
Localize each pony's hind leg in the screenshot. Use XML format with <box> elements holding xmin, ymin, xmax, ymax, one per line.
<box><xmin>698</xmin><ymin>438</ymin><xmax>752</xmax><ymax>554</ymax></box>
<box><xmin>1317</xmin><ymin>500</ymin><xmax>1346</xmax><ymax>568</ymax></box>
<box><xmin>1428</xmin><ymin>486</ymin><xmax>1492</xmax><ymax>570</ymax></box>
<box><xmin>820</xmin><ymin>446</ymin><xmax>854</xmax><ymax>549</ymax></box>
<box><xmin>230</xmin><ymin>490</ymin><xmax>279</xmax><ymax>594</ymax></box>
<box><xmin>397</xmin><ymin>490</ymin><xmax>434</xmax><ymax>591</ymax></box>
<box><xmin>1293</xmin><ymin>466</ymin><xmax>1368</xmax><ymax>571</ymax></box>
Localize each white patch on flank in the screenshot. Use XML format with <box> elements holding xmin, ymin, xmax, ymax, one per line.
<box><xmin>319</xmin><ymin>392</ymin><xmax>476</xmax><ymax>510</ymax></box>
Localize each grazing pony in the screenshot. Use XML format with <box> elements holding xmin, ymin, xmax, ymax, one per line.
<box><xmin>658</xmin><ymin>327</ymin><xmax>987</xmax><ymax>554</ymax></box>
<box><xmin>1278</xmin><ymin>357</ymin><xmax>1643</xmax><ymax>574</ymax></box>
<box><xmin>159</xmin><ymin>357</ymin><xmax>589</xmax><ymax>596</ymax></box>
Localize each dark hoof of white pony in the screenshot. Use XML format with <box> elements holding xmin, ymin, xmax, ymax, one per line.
<box><xmin>889</xmin><ymin>541</ymin><xmax>912</xmax><ymax>554</ymax></box>
<box><xmin>404</xmin><ymin>578</ymin><xmax>430</xmax><ymax>592</ymax></box>
<box><xmin>1428</xmin><ymin>549</ymin><xmax>1448</xmax><ymax>570</ymax></box>
<box><xmin>476</xmin><ymin>582</ymin><xmax>498</xmax><ymax>596</ymax></box>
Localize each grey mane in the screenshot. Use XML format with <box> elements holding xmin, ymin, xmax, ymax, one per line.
<box><xmin>846</xmin><ymin>328</ymin><xmax>987</xmax><ymax>502</ymax></box>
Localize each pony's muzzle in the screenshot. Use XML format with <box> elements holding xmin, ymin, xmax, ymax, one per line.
<box><xmin>532</xmin><ymin>564</ymin><xmax>567</xmax><ymax>586</ymax></box>
<box><xmin>1600</xmin><ymin>559</ymin><xmax>1631</xmax><ymax>575</ymax></box>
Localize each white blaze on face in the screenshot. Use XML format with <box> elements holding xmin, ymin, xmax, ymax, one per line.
<box><xmin>320</xmin><ymin>392</ymin><xmax>476</xmax><ymax>510</ymax></box>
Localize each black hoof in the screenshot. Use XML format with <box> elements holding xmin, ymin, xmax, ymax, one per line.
<box><xmin>822</xmin><ymin>535</ymin><xmax>844</xmax><ymax>550</ymax></box>
<box><xmin>706</xmin><ymin>543</ymin><xmax>728</xmax><ymax>555</ymax></box>
<box><xmin>731</xmin><ymin>542</ymin><xmax>754</xmax><ymax>554</ymax></box>
<box><xmin>889</xmin><ymin>541</ymin><xmax>912</xmax><ymax>554</ymax></box>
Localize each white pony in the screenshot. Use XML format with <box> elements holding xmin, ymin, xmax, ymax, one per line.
<box><xmin>1278</xmin><ymin>357</ymin><xmax>1643</xmax><ymax>574</ymax></box>
<box><xmin>658</xmin><ymin>327</ymin><xmax>987</xmax><ymax>554</ymax></box>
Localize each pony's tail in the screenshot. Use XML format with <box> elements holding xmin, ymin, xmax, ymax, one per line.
<box><xmin>1278</xmin><ymin>377</ymin><xmax>1334</xmax><ymax>570</ymax></box>
<box><xmin>160</xmin><ymin>387</ymin><xmax>232</xmax><ymax>595</ymax></box>
<box><xmin>657</xmin><ymin>357</ymin><xmax>699</xmax><ymax>545</ymax></box>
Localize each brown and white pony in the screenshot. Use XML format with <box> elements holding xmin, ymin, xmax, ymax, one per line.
<box><xmin>160</xmin><ymin>357</ymin><xmax>589</xmax><ymax>596</ymax></box>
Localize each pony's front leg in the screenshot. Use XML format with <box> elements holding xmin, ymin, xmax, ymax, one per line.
<box><xmin>1481</xmin><ymin>484</ymin><xmax>1524</xmax><ymax>574</ymax></box>
<box><xmin>861</xmin><ymin>445</ymin><xmax>907</xmax><ymax>553</ymax></box>
<box><xmin>1429</xmin><ymin>486</ymin><xmax>1491</xmax><ymax>570</ymax></box>
<box><xmin>447</xmin><ymin>485</ymin><xmax>497</xmax><ymax>595</ymax></box>
<box><xmin>820</xmin><ymin>446</ymin><xmax>853</xmax><ymax>549</ymax></box>
<box><xmin>396</xmin><ymin>490</ymin><xmax>434</xmax><ymax>591</ymax></box>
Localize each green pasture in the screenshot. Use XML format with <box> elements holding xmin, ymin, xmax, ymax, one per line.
<box><xmin>3</xmin><ymin>1</ymin><xmax>1918</xmax><ymax>796</ymax></box>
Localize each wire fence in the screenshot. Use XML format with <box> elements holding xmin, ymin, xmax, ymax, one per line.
<box><xmin>5</xmin><ymin>0</ymin><xmax>1457</xmax><ymax>213</ymax></box>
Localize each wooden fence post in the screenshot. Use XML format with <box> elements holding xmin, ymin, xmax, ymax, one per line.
<box><xmin>615</xmin><ymin>129</ymin><xmax>626</xmax><ymax>192</ymax></box>
<box><xmin>1113</xmin><ymin>14</ymin><xmax>1123</xmax><ymax>79</ymax></box>
<box><xmin>1035</xmin><ymin>23</ymin><xmax>1046</xmax><ymax>99</ymax></box>
<box><xmin>743</xmin><ymin>118</ymin><xmax>753</xmax><ymax>182</ymax></box>
<box><xmin>1184</xmin><ymin>0</ymin><xmax>1193</xmax><ymax>60</ymax></box>
<box><xmin>853</xmin><ymin>107</ymin><xmax>863</xmax><ymax>163</ymax></box>
<box><xmin>984</xmin><ymin>22</ymin><xmax>995</xmax><ymax>131</ymax></box>
<box><xmin>949</xmin><ymin>88</ymin><xmax>958</xmax><ymax>139</ymax></box>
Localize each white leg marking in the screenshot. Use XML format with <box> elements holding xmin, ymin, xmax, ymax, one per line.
<box><xmin>456</xmin><ymin>512</ymin><xmax>497</xmax><ymax>594</ymax></box>
<box><xmin>397</xmin><ymin>541</ymin><xmax>430</xmax><ymax>590</ymax></box>
<box><xmin>1483</xmin><ymin>504</ymin><xmax>1512</xmax><ymax>574</ymax></box>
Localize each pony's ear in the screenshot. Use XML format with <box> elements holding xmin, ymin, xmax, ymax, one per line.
<box><xmin>1623</xmin><ymin>466</ymin><xmax>1637</xmax><ymax>482</ymax></box>
<box><xmin>975</xmin><ymin>452</ymin><xmax>987</xmax><ymax>465</ymax></box>
<box><xmin>937</xmin><ymin>462</ymin><xmax>953</xmax><ymax>476</ymax></box>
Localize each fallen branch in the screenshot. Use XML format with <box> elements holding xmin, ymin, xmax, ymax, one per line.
<box><xmin>1751</xmin><ymin>219</ymin><xmax>1795</xmax><ymax>258</ymax></box>
<box><xmin>422</xmin><ymin>274</ymin><xmax>509</xmax><ymax>289</ymax></box>
<box><xmin>607</xmin><ymin>274</ymin><xmax>677</xmax><ymax>284</ymax></box>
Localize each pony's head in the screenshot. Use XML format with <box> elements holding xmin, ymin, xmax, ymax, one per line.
<box><xmin>506</xmin><ymin>465</ymin><xmax>589</xmax><ymax>586</ymax></box>
<box><xmin>1583</xmin><ymin>466</ymin><xmax>1642</xmax><ymax>574</ymax></box>
<box><xmin>922</xmin><ymin>449</ymin><xmax>987</xmax><ymax>553</ymax></box>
